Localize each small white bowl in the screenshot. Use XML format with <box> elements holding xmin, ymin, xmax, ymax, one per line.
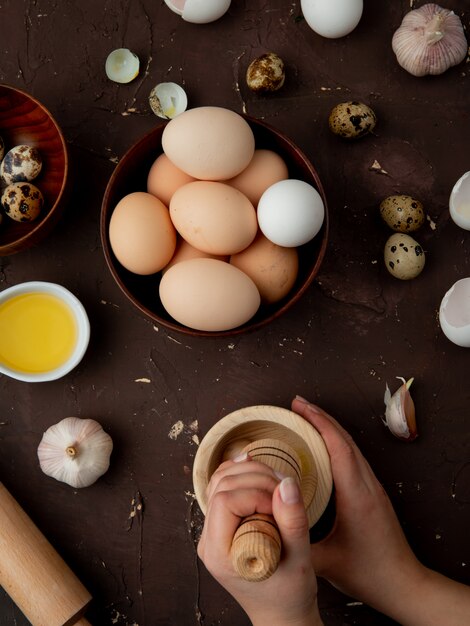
<box><xmin>449</xmin><ymin>171</ymin><xmax>470</xmax><ymax>231</ymax></box>
<box><xmin>0</xmin><ymin>281</ymin><xmax>90</xmax><ymax>382</ymax></box>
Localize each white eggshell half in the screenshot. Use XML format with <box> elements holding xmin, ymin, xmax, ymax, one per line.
<box><xmin>439</xmin><ymin>277</ymin><xmax>470</xmax><ymax>347</ymax></box>
<box><xmin>164</xmin><ymin>0</ymin><xmax>231</xmax><ymax>24</ymax></box>
<box><xmin>449</xmin><ymin>171</ymin><xmax>470</xmax><ymax>231</ymax></box>
<box><xmin>300</xmin><ymin>0</ymin><xmax>363</xmax><ymax>38</ymax></box>
<box><xmin>257</xmin><ymin>179</ymin><xmax>324</xmax><ymax>247</ymax></box>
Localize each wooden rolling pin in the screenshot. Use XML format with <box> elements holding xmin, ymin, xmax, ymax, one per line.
<box><xmin>0</xmin><ymin>482</ymin><xmax>92</xmax><ymax>626</ymax></box>
<box><xmin>230</xmin><ymin>438</ymin><xmax>306</xmax><ymax>582</ymax></box>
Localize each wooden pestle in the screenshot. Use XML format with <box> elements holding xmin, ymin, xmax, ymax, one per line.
<box><xmin>0</xmin><ymin>482</ymin><xmax>92</xmax><ymax>626</ymax></box>
<box><xmin>230</xmin><ymin>438</ymin><xmax>311</xmax><ymax>582</ymax></box>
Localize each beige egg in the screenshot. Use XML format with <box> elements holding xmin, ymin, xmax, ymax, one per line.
<box><xmin>384</xmin><ymin>233</ymin><xmax>425</xmax><ymax>280</ymax></box>
<box><xmin>159</xmin><ymin>258</ymin><xmax>261</xmax><ymax>331</ymax></box>
<box><xmin>109</xmin><ymin>192</ymin><xmax>176</xmax><ymax>275</ymax></box>
<box><xmin>147</xmin><ymin>153</ymin><xmax>196</xmax><ymax>207</ymax></box>
<box><xmin>162</xmin><ymin>238</ymin><xmax>228</xmax><ymax>274</ymax></box>
<box><xmin>170</xmin><ymin>181</ymin><xmax>258</xmax><ymax>255</ymax></box>
<box><xmin>380</xmin><ymin>195</ymin><xmax>425</xmax><ymax>232</ymax></box>
<box><xmin>230</xmin><ymin>233</ymin><xmax>298</xmax><ymax>304</ymax></box>
<box><xmin>161</xmin><ymin>106</ymin><xmax>255</xmax><ymax>180</ymax></box>
<box><xmin>225</xmin><ymin>149</ymin><xmax>289</xmax><ymax>207</ymax></box>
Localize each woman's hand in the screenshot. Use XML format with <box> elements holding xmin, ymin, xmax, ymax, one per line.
<box><xmin>197</xmin><ymin>455</ymin><xmax>323</xmax><ymax>626</ymax></box>
<box><xmin>291</xmin><ymin>396</ymin><xmax>470</xmax><ymax>626</ymax></box>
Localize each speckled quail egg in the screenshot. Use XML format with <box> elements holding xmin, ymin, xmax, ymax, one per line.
<box><xmin>1</xmin><ymin>182</ymin><xmax>44</xmax><ymax>222</ymax></box>
<box><xmin>0</xmin><ymin>145</ymin><xmax>42</xmax><ymax>185</ymax></box>
<box><xmin>380</xmin><ymin>195</ymin><xmax>425</xmax><ymax>232</ymax></box>
<box><xmin>328</xmin><ymin>101</ymin><xmax>376</xmax><ymax>139</ymax></box>
<box><xmin>246</xmin><ymin>52</ymin><xmax>285</xmax><ymax>93</ymax></box>
<box><xmin>384</xmin><ymin>233</ymin><xmax>425</xmax><ymax>280</ymax></box>
<box><xmin>0</xmin><ymin>135</ymin><xmax>5</xmax><ymax>161</ymax></box>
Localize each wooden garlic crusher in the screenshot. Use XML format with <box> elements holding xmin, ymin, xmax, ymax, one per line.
<box><xmin>193</xmin><ymin>405</ymin><xmax>333</xmax><ymax>582</ymax></box>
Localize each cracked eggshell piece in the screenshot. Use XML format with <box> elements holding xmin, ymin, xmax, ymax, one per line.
<box><xmin>105</xmin><ymin>48</ymin><xmax>140</xmax><ymax>84</ymax></box>
<box><xmin>301</xmin><ymin>0</ymin><xmax>363</xmax><ymax>38</ymax></box>
<box><xmin>164</xmin><ymin>0</ymin><xmax>231</xmax><ymax>23</ymax></box>
<box><xmin>149</xmin><ymin>83</ymin><xmax>187</xmax><ymax>119</ymax></box>
<box><xmin>439</xmin><ymin>278</ymin><xmax>470</xmax><ymax>347</ymax></box>
<box><xmin>449</xmin><ymin>171</ymin><xmax>470</xmax><ymax>231</ymax></box>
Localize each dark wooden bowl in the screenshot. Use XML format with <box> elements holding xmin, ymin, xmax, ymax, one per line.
<box><xmin>0</xmin><ymin>84</ymin><xmax>68</xmax><ymax>255</ymax></box>
<box><xmin>100</xmin><ymin>115</ymin><xmax>329</xmax><ymax>337</ymax></box>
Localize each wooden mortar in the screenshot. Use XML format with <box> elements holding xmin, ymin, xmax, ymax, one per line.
<box><xmin>193</xmin><ymin>405</ymin><xmax>333</xmax><ymax>582</ymax></box>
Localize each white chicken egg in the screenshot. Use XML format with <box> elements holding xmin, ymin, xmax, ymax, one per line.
<box><xmin>105</xmin><ymin>49</ymin><xmax>140</xmax><ymax>84</ymax></box>
<box><xmin>257</xmin><ymin>179</ymin><xmax>324</xmax><ymax>247</ymax></box>
<box><xmin>300</xmin><ymin>0</ymin><xmax>363</xmax><ymax>38</ymax></box>
<box><xmin>163</xmin><ymin>0</ymin><xmax>231</xmax><ymax>24</ymax></box>
<box><xmin>439</xmin><ymin>278</ymin><xmax>470</xmax><ymax>347</ymax></box>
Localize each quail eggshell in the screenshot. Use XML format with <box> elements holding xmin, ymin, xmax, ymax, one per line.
<box><xmin>380</xmin><ymin>195</ymin><xmax>425</xmax><ymax>232</ymax></box>
<box><xmin>257</xmin><ymin>179</ymin><xmax>324</xmax><ymax>247</ymax></box>
<box><xmin>230</xmin><ymin>233</ymin><xmax>299</xmax><ymax>304</ymax></box>
<box><xmin>162</xmin><ymin>106</ymin><xmax>255</xmax><ymax>180</ymax></box>
<box><xmin>1</xmin><ymin>182</ymin><xmax>44</xmax><ymax>222</ymax></box>
<box><xmin>164</xmin><ymin>0</ymin><xmax>231</xmax><ymax>23</ymax></box>
<box><xmin>170</xmin><ymin>181</ymin><xmax>258</xmax><ymax>255</ymax></box>
<box><xmin>147</xmin><ymin>154</ymin><xmax>196</xmax><ymax>207</ymax></box>
<box><xmin>225</xmin><ymin>149</ymin><xmax>289</xmax><ymax>207</ymax></box>
<box><xmin>328</xmin><ymin>101</ymin><xmax>376</xmax><ymax>139</ymax></box>
<box><xmin>300</xmin><ymin>0</ymin><xmax>363</xmax><ymax>38</ymax></box>
<box><xmin>439</xmin><ymin>278</ymin><xmax>470</xmax><ymax>347</ymax></box>
<box><xmin>0</xmin><ymin>145</ymin><xmax>42</xmax><ymax>185</ymax></box>
<box><xmin>384</xmin><ymin>233</ymin><xmax>425</xmax><ymax>280</ymax></box>
<box><xmin>162</xmin><ymin>238</ymin><xmax>228</xmax><ymax>274</ymax></box>
<box><xmin>109</xmin><ymin>192</ymin><xmax>177</xmax><ymax>275</ymax></box>
<box><xmin>449</xmin><ymin>171</ymin><xmax>470</xmax><ymax>231</ymax></box>
<box><xmin>159</xmin><ymin>258</ymin><xmax>261</xmax><ymax>331</ymax></box>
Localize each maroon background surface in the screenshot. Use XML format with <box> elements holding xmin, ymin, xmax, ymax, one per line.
<box><xmin>0</xmin><ymin>2</ymin><xmax>469</xmax><ymax>624</ymax></box>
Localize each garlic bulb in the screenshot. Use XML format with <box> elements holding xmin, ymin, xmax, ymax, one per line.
<box><xmin>392</xmin><ymin>4</ymin><xmax>468</xmax><ymax>77</ymax></box>
<box><xmin>38</xmin><ymin>417</ymin><xmax>113</xmax><ymax>488</ymax></box>
<box><xmin>383</xmin><ymin>377</ymin><xmax>418</xmax><ymax>441</ymax></box>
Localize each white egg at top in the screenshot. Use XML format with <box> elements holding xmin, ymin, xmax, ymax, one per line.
<box><xmin>439</xmin><ymin>278</ymin><xmax>470</xmax><ymax>347</ymax></box>
<box><xmin>163</xmin><ymin>0</ymin><xmax>231</xmax><ymax>24</ymax></box>
<box><xmin>257</xmin><ymin>179</ymin><xmax>324</xmax><ymax>247</ymax></box>
<box><xmin>300</xmin><ymin>0</ymin><xmax>363</xmax><ymax>38</ymax></box>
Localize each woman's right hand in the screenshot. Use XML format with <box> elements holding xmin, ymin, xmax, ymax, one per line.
<box><xmin>292</xmin><ymin>397</ymin><xmax>470</xmax><ymax>626</ymax></box>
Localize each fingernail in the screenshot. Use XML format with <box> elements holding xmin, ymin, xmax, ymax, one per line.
<box><xmin>295</xmin><ymin>395</ymin><xmax>309</xmax><ymax>404</ymax></box>
<box><xmin>232</xmin><ymin>451</ymin><xmax>248</xmax><ymax>463</ymax></box>
<box><xmin>274</xmin><ymin>471</ymin><xmax>287</xmax><ymax>481</ymax></box>
<box><xmin>279</xmin><ymin>477</ymin><xmax>301</xmax><ymax>504</ymax></box>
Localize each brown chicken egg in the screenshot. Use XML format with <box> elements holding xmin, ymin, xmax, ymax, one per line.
<box><xmin>147</xmin><ymin>153</ymin><xmax>196</xmax><ymax>207</ymax></box>
<box><xmin>109</xmin><ymin>192</ymin><xmax>176</xmax><ymax>275</ymax></box>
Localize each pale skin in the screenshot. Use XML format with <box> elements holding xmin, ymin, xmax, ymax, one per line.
<box><xmin>198</xmin><ymin>396</ymin><xmax>470</xmax><ymax>626</ymax></box>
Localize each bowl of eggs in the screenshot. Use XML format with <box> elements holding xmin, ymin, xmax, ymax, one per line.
<box><xmin>0</xmin><ymin>84</ymin><xmax>68</xmax><ymax>256</ymax></box>
<box><xmin>100</xmin><ymin>106</ymin><xmax>328</xmax><ymax>336</ymax></box>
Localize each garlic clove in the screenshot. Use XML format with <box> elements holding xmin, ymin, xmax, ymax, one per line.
<box><xmin>392</xmin><ymin>4</ymin><xmax>468</xmax><ymax>77</ymax></box>
<box><xmin>37</xmin><ymin>417</ymin><xmax>113</xmax><ymax>488</ymax></box>
<box><xmin>383</xmin><ymin>377</ymin><xmax>418</xmax><ymax>441</ymax></box>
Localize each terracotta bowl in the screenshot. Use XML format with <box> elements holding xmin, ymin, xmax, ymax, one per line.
<box><xmin>0</xmin><ymin>84</ymin><xmax>68</xmax><ymax>255</ymax></box>
<box><xmin>100</xmin><ymin>115</ymin><xmax>328</xmax><ymax>337</ymax></box>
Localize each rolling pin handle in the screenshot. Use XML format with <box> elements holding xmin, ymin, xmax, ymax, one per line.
<box><xmin>231</xmin><ymin>513</ymin><xmax>281</xmax><ymax>582</ymax></box>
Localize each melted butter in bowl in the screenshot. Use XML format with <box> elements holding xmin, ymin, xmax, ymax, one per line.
<box><xmin>0</xmin><ymin>281</ymin><xmax>90</xmax><ymax>382</ymax></box>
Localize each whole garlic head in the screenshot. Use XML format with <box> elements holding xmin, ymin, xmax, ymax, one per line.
<box><xmin>38</xmin><ymin>417</ymin><xmax>113</xmax><ymax>488</ymax></box>
<box><xmin>392</xmin><ymin>4</ymin><xmax>468</xmax><ymax>77</ymax></box>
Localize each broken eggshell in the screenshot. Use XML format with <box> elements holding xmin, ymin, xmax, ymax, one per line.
<box><xmin>439</xmin><ymin>277</ymin><xmax>470</xmax><ymax>348</ymax></box>
<box><xmin>163</xmin><ymin>0</ymin><xmax>231</xmax><ymax>24</ymax></box>
<box><xmin>383</xmin><ymin>377</ymin><xmax>417</xmax><ymax>441</ymax></box>
<box><xmin>449</xmin><ymin>171</ymin><xmax>470</xmax><ymax>231</ymax></box>
<box><xmin>105</xmin><ymin>48</ymin><xmax>140</xmax><ymax>84</ymax></box>
<box><xmin>149</xmin><ymin>83</ymin><xmax>188</xmax><ymax>119</ymax></box>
